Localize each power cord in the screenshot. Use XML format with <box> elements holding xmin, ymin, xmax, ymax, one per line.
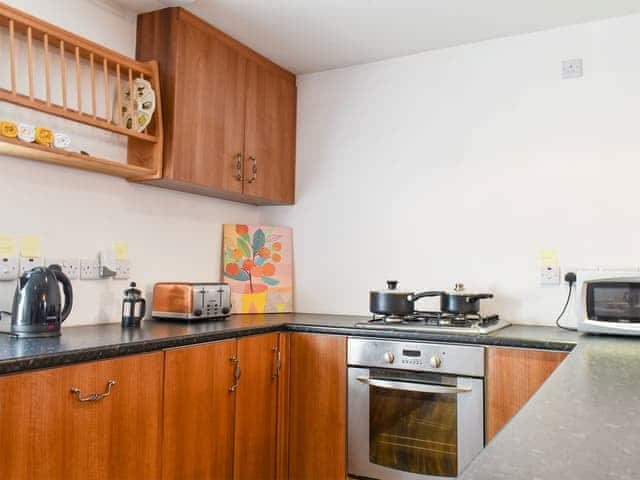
<box><xmin>556</xmin><ymin>272</ymin><xmax>577</xmax><ymax>331</ymax></box>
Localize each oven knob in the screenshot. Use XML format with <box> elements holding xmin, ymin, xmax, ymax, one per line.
<box><xmin>383</xmin><ymin>352</ymin><xmax>395</xmax><ymax>364</ymax></box>
<box><xmin>430</xmin><ymin>355</ymin><xmax>442</xmax><ymax>368</ymax></box>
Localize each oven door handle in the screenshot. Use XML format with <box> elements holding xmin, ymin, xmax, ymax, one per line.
<box><xmin>356</xmin><ymin>375</ymin><xmax>472</xmax><ymax>394</ymax></box>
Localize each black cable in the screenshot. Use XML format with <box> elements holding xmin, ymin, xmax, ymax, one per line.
<box><xmin>556</xmin><ymin>273</ymin><xmax>577</xmax><ymax>331</ymax></box>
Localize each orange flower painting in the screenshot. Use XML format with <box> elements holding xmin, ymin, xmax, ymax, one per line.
<box><xmin>223</xmin><ymin>224</ymin><xmax>293</xmax><ymax>314</ymax></box>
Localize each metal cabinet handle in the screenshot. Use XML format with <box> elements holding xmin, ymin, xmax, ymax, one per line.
<box><xmin>356</xmin><ymin>376</ymin><xmax>471</xmax><ymax>394</ymax></box>
<box><xmin>272</xmin><ymin>347</ymin><xmax>281</xmax><ymax>381</ymax></box>
<box><xmin>235</xmin><ymin>153</ymin><xmax>243</xmax><ymax>181</ymax></box>
<box><xmin>70</xmin><ymin>380</ymin><xmax>117</xmax><ymax>402</ymax></box>
<box><xmin>229</xmin><ymin>356</ymin><xmax>241</xmax><ymax>392</ymax></box>
<box><xmin>247</xmin><ymin>156</ymin><xmax>257</xmax><ymax>184</ymax></box>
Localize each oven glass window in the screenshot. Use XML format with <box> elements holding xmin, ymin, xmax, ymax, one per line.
<box><xmin>369</xmin><ymin>384</ymin><xmax>457</xmax><ymax>477</ymax></box>
<box><xmin>589</xmin><ymin>283</ymin><xmax>640</xmax><ymax>322</ymax></box>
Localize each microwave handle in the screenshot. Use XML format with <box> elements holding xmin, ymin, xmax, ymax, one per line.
<box><xmin>356</xmin><ymin>375</ymin><xmax>472</xmax><ymax>394</ymax></box>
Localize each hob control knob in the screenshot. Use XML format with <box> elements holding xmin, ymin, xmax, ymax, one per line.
<box><xmin>430</xmin><ymin>355</ymin><xmax>442</xmax><ymax>368</ymax></box>
<box><xmin>383</xmin><ymin>352</ymin><xmax>395</xmax><ymax>364</ymax></box>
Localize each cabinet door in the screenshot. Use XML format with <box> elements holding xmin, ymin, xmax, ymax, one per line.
<box><xmin>244</xmin><ymin>60</ymin><xmax>296</xmax><ymax>204</ymax></box>
<box><xmin>485</xmin><ymin>347</ymin><xmax>568</xmax><ymax>442</ymax></box>
<box><xmin>288</xmin><ymin>333</ymin><xmax>347</xmax><ymax>480</ymax></box>
<box><xmin>96</xmin><ymin>352</ymin><xmax>164</xmax><ymax>480</ymax></box>
<box><xmin>234</xmin><ymin>333</ymin><xmax>280</xmax><ymax>480</ymax></box>
<box><xmin>0</xmin><ymin>362</ymin><xmax>99</xmax><ymax>480</ymax></box>
<box><xmin>162</xmin><ymin>340</ymin><xmax>237</xmax><ymax>480</ymax></box>
<box><xmin>170</xmin><ymin>15</ymin><xmax>247</xmax><ymax>193</ymax></box>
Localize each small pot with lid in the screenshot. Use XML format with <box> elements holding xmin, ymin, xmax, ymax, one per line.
<box><xmin>370</xmin><ymin>281</ymin><xmax>493</xmax><ymax>317</ymax></box>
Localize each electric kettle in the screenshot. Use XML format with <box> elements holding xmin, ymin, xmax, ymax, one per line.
<box><xmin>11</xmin><ymin>264</ymin><xmax>73</xmax><ymax>337</ymax></box>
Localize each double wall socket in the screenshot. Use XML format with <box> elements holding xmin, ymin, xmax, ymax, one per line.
<box><xmin>0</xmin><ymin>257</ymin><xmax>19</xmax><ymax>281</ymax></box>
<box><xmin>19</xmin><ymin>257</ymin><xmax>44</xmax><ymax>275</ymax></box>
<box><xmin>46</xmin><ymin>258</ymin><xmax>81</xmax><ymax>280</ymax></box>
<box><xmin>80</xmin><ymin>259</ymin><xmax>101</xmax><ymax>280</ymax></box>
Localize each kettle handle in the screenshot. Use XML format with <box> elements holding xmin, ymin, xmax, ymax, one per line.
<box><xmin>52</xmin><ymin>268</ymin><xmax>73</xmax><ymax>322</ymax></box>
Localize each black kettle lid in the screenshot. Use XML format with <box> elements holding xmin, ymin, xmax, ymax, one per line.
<box><xmin>124</xmin><ymin>282</ymin><xmax>142</xmax><ymax>297</ymax></box>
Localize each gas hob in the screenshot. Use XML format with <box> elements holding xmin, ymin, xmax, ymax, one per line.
<box><xmin>355</xmin><ymin>312</ymin><xmax>510</xmax><ymax>335</ymax></box>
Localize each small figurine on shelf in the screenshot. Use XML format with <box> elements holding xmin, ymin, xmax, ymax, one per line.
<box><xmin>0</xmin><ymin>121</ymin><xmax>18</xmax><ymax>138</ymax></box>
<box><xmin>35</xmin><ymin>127</ymin><xmax>53</xmax><ymax>146</ymax></box>
<box><xmin>53</xmin><ymin>132</ymin><xmax>71</xmax><ymax>150</ymax></box>
<box><xmin>17</xmin><ymin>124</ymin><xmax>35</xmax><ymax>143</ymax></box>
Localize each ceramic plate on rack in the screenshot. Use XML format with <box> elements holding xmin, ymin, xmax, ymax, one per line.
<box><xmin>115</xmin><ymin>78</ymin><xmax>156</xmax><ymax>132</ymax></box>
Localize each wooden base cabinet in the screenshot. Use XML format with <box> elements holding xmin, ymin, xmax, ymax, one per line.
<box><xmin>485</xmin><ymin>347</ymin><xmax>568</xmax><ymax>442</ymax></box>
<box><xmin>288</xmin><ymin>333</ymin><xmax>347</xmax><ymax>480</ymax></box>
<box><xmin>0</xmin><ymin>352</ymin><xmax>163</xmax><ymax>480</ymax></box>
<box><xmin>162</xmin><ymin>333</ymin><xmax>282</xmax><ymax>480</ymax></box>
<box><xmin>136</xmin><ymin>8</ymin><xmax>296</xmax><ymax>205</ymax></box>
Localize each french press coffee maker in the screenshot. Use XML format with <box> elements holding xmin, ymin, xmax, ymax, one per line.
<box><xmin>122</xmin><ymin>282</ymin><xmax>146</xmax><ymax>328</ymax></box>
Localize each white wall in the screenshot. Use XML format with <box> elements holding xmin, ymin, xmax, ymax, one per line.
<box><xmin>0</xmin><ymin>0</ymin><xmax>260</xmax><ymax>325</ymax></box>
<box><xmin>262</xmin><ymin>14</ymin><xmax>640</xmax><ymax>326</ymax></box>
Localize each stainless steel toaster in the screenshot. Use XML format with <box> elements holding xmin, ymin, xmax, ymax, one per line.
<box><xmin>152</xmin><ymin>282</ymin><xmax>231</xmax><ymax>320</ymax></box>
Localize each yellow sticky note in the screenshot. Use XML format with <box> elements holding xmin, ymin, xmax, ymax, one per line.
<box><xmin>0</xmin><ymin>236</ymin><xmax>16</xmax><ymax>257</ymax></box>
<box><xmin>20</xmin><ymin>236</ymin><xmax>41</xmax><ymax>258</ymax></box>
<box><xmin>114</xmin><ymin>241</ymin><xmax>129</xmax><ymax>261</ymax></box>
<box><xmin>540</xmin><ymin>249</ymin><xmax>558</xmax><ymax>267</ymax></box>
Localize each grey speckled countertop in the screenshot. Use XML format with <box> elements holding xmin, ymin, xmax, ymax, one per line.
<box><xmin>460</xmin><ymin>333</ymin><xmax>640</xmax><ymax>480</ymax></box>
<box><xmin>0</xmin><ymin>313</ymin><xmax>576</xmax><ymax>374</ymax></box>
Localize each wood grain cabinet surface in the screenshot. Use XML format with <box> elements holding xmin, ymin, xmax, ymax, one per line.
<box><xmin>0</xmin><ymin>352</ymin><xmax>163</xmax><ymax>480</ymax></box>
<box><xmin>288</xmin><ymin>333</ymin><xmax>347</xmax><ymax>480</ymax></box>
<box><xmin>136</xmin><ymin>7</ymin><xmax>296</xmax><ymax>205</ymax></box>
<box><xmin>485</xmin><ymin>346</ymin><xmax>568</xmax><ymax>442</ymax></box>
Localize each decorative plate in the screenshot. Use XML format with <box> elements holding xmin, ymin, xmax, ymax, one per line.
<box><xmin>114</xmin><ymin>78</ymin><xmax>156</xmax><ymax>132</ymax></box>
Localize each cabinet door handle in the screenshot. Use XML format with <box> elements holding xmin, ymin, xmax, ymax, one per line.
<box><xmin>229</xmin><ymin>356</ymin><xmax>241</xmax><ymax>392</ymax></box>
<box><xmin>247</xmin><ymin>156</ymin><xmax>257</xmax><ymax>184</ymax></box>
<box><xmin>235</xmin><ymin>153</ymin><xmax>243</xmax><ymax>181</ymax></box>
<box><xmin>272</xmin><ymin>347</ymin><xmax>281</xmax><ymax>381</ymax></box>
<box><xmin>70</xmin><ymin>380</ymin><xmax>117</xmax><ymax>402</ymax></box>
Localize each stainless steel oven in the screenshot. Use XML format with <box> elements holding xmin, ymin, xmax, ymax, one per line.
<box><xmin>348</xmin><ymin>337</ymin><xmax>484</xmax><ymax>480</ymax></box>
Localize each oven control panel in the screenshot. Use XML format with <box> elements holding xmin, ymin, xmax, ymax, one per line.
<box><xmin>347</xmin><ymin>337</ymin><xmax>485</xmax><ymax>377</ymax></box>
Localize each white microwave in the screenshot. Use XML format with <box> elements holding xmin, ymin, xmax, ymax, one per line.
<box><xmin>576</xmin><ymin>271</ymin><xmax>640</xmax><ymax>335</ymax></box>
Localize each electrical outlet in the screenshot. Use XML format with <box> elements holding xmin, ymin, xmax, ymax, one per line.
<box><xmin>540</xmin><ymin>265</ymin><xmax>561</xmax><ymax>285</ymax></box>
<box><xmin>114</xmin><ymin>259</ymin><xmax>131</xmax><ymax>280</ymax></box>
<box><xmin>562</xmin><ymin>58</ymin><xmax>583</xmax><ymax>79</ymax></box>
<box><xmin>80</xmin><ymin>259</ymin><xmax>101</xmax><ymax>280</ymax></box>
<box><xmin>19</xmin><ymin>256</ymin><xmax>44</xmax><ymax>275</ymax></box>
<box><xmin>46</xmin><ymin>258</ymin><xmax>81</xmax><ymax>280</ymax></box>
<box><xmin>0</xmin><ymin>257</ymin><xmax>19</xmax><ymax>281</ymax></box>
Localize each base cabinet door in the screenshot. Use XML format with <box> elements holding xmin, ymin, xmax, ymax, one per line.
<box><xmin>234</xmin><ymin>333</ymin><xmax>280</xmax><ymax>480</ymax></box>
<box><xmin>0</xmin><ymin>352</ymin><xmax>163</xmax><ymax>480</ymax></box>
<box><xmin>0</xmin><ymin>361</ymin><xmax>98</xmax><ymax>480</ymax></box>
<box><xmin>162</xmin><ymin>340</ymin><xmax>237</xmax><ymax>480</ymax></box>
<box><xmin>96</xmin><ymin>352</ymin><xmax>164</xmax><ymax>480</ymax></box>
<box><xmin>288</xmin><ymin>333</ymin><xmax>347</xmax><ymax>480</ymax></box>
<box><xmin>485</xmin><ymin>347</ymin><xmax>568</xmax><ymax>442</ymax></box>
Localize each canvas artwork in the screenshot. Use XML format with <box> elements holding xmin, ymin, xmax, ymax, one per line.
<box><xmin>223</xmin><ymin>224</ymin><xmax>293</xmax><ymax>314</ymax></box>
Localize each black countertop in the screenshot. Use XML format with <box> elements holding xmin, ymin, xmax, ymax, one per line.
<box><xmin>0</xmin><ymin>313</ymin><xmax>577</xmax><ymax>374</ymax></box>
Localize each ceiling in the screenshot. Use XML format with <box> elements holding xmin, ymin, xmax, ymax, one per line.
<box><xmin>109</xmin><ymin>0</ymin><xmax>640</xmax><ymax>74</ymax></box>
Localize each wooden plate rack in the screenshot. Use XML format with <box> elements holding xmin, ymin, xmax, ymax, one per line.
<box><xmin>0</xmin><ymin>2</ymin><xmax>163</xmax><ymax>180</ymax></box>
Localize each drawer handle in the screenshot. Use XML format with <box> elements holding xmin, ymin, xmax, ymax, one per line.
<box><xmin>247</xmin><ymin>156</ymin><xmax>257</xmax><ymax>184</ymax></box>
<box><xmin>229</xmin><ymin>356</ymin><xmax>241</xmax><ymax>392</ymax></box>
<box><xmin>70</xmin><ymin>380</ymin><xmax>117</xmax><ymax>402</ymax></box>
<box><xmin>235</xmin><ymin>153</ymin><xmax>243</xmax><ymax>181</ymax></box>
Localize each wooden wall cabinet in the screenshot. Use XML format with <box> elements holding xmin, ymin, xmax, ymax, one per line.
<box><xmin>136</xmin><ymin>8</ymin><xmax>296</xmax><ymax>205</ymax></box>
<box><xmin>485</xmin><ymin>347</ymin><xmax>568</xmax><ymax>442</ymax></box>
<box><xmin>0</xmin><ymin>352</ymin><xmax>163</xmax><ymax>480</ymax></box>
<box><xmin>162</xmin><ymin>333</ymin><xmax>283</xmax><ymax>480</ymax></box>
<box><xmin>288</xmin><ymin>333</ymin><xmax>347</xmax><ymax>480</ymax></box>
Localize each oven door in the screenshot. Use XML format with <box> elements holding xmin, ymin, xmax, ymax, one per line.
<box><xmin>348</xmin><ymin>367</ymin><xmax>484</xmax><ymax>480</ymax></box>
